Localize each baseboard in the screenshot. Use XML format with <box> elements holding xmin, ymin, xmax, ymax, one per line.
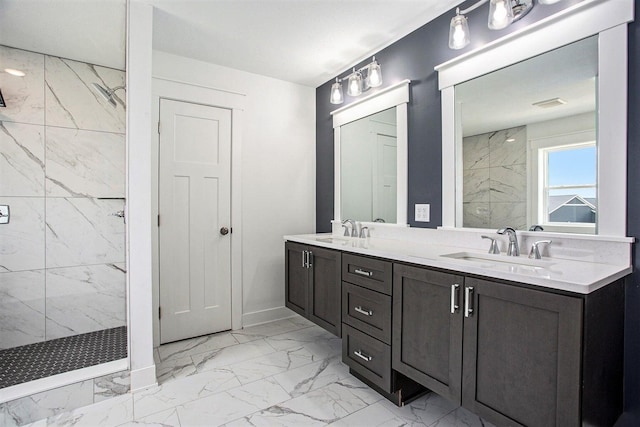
<box><xmin>241</xmin><ymin>306</ymin><xmax>297</xmax><ymax>328</ymax></box>
<box><xmin>130</xmin><ymin>364</ymin><xmax>157</xmax><ymax>392</ymax></box>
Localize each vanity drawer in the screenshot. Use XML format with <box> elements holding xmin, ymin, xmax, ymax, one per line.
<box><xmin>342</xmin><ymin>253</ymin><xmax>392</xmax><ymax>295</ymax></box>
<box><xmin>342</xmin><ymin>324</ymin><xmax>392</xmax><ymax>393</ymax></box>
<box><xmin>342</xmin><ymin>282</ymin><xmax>391</xmax><ymax>344</ymax></box>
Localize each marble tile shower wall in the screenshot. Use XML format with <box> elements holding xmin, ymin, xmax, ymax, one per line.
<box><xmin>0</xmin><ymin>45</ymin><xmax>126</xmax><ymax>349</ymax></box>
<box><xmin>463</xmin><ymin>126</ymin><xmax>527</xmax><ymax>229</ymax></box>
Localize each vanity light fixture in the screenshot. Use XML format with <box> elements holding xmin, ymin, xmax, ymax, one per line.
<box><xmin>328</xmin><ymin>56</ymin><xmax>383</xmax><ymax>105</ymax></box>
<box><xmin>449</xmin><ymin>0</ymin><xmax>561</xmax><ymax>50</ymax></box>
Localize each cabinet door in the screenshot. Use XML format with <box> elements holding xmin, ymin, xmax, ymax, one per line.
<box><xmin>308</xmin><ymin>246</ymin><xmax>342</xmax><ymax>336</ymax></box>
<box><xmin>285</xmin><ymin>242</ymin><xmax>308</xmax><ymax>317</ymax></box>
<box><xmin>462</xmin><ymin>277</ymin><xmax>582</xmax><ymax>427</ymax></box>
<box><xmin>392</xmin><ymin>264</ymin><xmax>464</xmax><ymax>403</ymax></box>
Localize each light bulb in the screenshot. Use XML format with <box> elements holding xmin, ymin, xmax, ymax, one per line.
<box><xmin>448</xmin><ymin>13</ymin><xmax>470</xmax><ymax>50</ymax></box>
<box><xmin>488</xmin><ymin>0</ymin><xmax>514</xmax><ymax>30</ymax></box>
<box><xmin>347</xmin><ymin>70</ymin><xmax>362</xmax><ymax>96</ymax></box>
<box><xmin>368</xmin><ymin>58</ymin><xmax>382</xmax><ymax>88</ymax></box>
<box><xmin>330</xmin><ymin>80</ymin><xmax>343</xmax><ymax>105</ymax></box>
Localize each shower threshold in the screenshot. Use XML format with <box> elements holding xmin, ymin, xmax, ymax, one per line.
<box><xmin>0</xmin><ymin>326</ymin><xmax>127</xmax><ymax>389</ymax></box>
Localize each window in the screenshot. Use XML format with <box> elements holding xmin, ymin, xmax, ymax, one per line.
<box><xmin>540</xmin><ymin>142</ymin><xmax>597</xmax><ymax>228</ymax></box>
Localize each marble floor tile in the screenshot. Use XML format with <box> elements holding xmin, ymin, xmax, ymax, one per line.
<box><xmin>41</xmin><ymin>394</ymin><xmax>133</xmax><ymax>427</ymax></box>
<box><xmin>227</xmin><ymin>346</ymin><xmax>317</xmax><ymax>385</ymax></box>
<box><xmin>133</xmin><ymin>367</ymin><xmax>240</xmax><ymax>419</ymax></box>
<box><xmin>175</xmin><ymin>377</ymin><xmax>290</xmax><ymax>426</ymax></box>
<box><xmin>272</xmin><ymin>355</ymin><xmax>350</xmax><ymax>398</ymax></box>
<box><xmin>22</xmin><ymin>317</ymin><xmax>497</xmax><ymax>427</ymax></box>
<box><xmin>231</xmin><ymin>318</ymin><xmax>308</xmax><ymax>343</ymax></box>
<box><xmin>156</xmin><ymin>331</ymin><xmax>238</xmax><ymax>362</ymax></box>
<box><xmin>190</xmin><ymin>339</ymin><xmax>277</xmax><ymax>373</ymax></box>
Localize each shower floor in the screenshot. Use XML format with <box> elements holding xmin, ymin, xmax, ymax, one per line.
<box><xmin>0</xmin><ymin>326</ymin><xmax>127</xmax><ymax>389</ymax></box>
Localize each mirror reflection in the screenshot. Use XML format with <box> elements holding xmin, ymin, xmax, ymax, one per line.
<box><xmin>456</xmin><ymin>35</ymin><xmax>598</xmax><ymax>234</ymax></box>
<box><xmin>341</xmin><ymin>107</ymin><xmax>397</xmax><ymax>223</ymax></box>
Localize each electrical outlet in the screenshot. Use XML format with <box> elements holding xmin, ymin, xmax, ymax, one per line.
<box><xmin>415</xmin><ymin>204</ymin><xmax>430</xmax><ymax>222</ymax></box>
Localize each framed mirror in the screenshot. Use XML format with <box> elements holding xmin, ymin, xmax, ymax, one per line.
<box><xmin>332</xmin><ymin>80</ymin><xmax>410</xmax><ymax>225</ymax></box>
<box><xmin>436</xmin><ymin>0</ymin><xmax>632</xmax><ymax>237</ymax></box>
<box><xmin>457</xmin><ymin>36</ymin><xmax>597</xmax><ymax>233</ymax></box>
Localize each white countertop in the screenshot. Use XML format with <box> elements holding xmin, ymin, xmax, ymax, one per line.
<box><xmin>284</xmin><ymin>233</ymin><xmax>632</xmax><ymax>294</ymax></box>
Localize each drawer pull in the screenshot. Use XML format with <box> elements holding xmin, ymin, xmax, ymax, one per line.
<box><xmin>353</xmin><ymin>350</ymin><xmax>372</xmax><ymax>362</ymax></box>
<box><xmin>354</xmin><ymin>306</ymin><xmax>373</xmax><ymax>316</ymax></box>
<box><xmin>354</xmin><ymin>268</ymin><xmax>373</xmax><ymax>277</ymax></box>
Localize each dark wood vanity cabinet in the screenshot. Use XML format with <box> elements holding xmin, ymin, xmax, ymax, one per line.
<box><xmin>285</xmin><ymin>241</ymin><xmax>341</xmax><ymax>336</ymax></box>
<box><xmin>393</xmin><ymin>263</ymin><xmax>624</xmax><ymax>427</ymax></box>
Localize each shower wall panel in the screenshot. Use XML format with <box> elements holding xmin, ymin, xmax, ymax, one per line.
<box><xmin>0</xmin><ymin>45</ymin><xmax>126</xmax><ymax>349</ymax></box>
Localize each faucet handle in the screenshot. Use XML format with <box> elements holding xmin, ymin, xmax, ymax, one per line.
<box><xmin>359</xmin><ymin>226</ymin><xmax>369</xmax><ymax>238</ymax></box>
<box><xmin>481</xmin><ymin>235</ymin><xmax>500</xmax><ymax>254</ymax></box>
<box><xmin>529</xmin><ymin>240</ymin><xmax>552</xmax><ymax>259</ymax></box>
<box><xmin>342</xmin><ymin>224</ymin><xmax>350</xmax><ymax>236</ymax></box>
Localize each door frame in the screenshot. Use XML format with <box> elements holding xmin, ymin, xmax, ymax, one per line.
<box><xmin>151</xmin><ymin>77</ymin><xmax>245</xmax><ymax>347</ymax></box>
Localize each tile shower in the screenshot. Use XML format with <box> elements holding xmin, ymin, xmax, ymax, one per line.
<box><xmin>0</xmin><ymin>45</ymin><xmax>127</xmax><ymax>388</ymax></box>
<box><xmin>462</xmin><ymin>125</ymin><xmax>527</xmax><ymax>229</ymax></box>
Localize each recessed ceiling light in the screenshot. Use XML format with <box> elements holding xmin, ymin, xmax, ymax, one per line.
<box><xmin>532</xmin><ymin>97</ymin><xmax>567</xmax><ymax>108</ymax></box>
<box><xmin>4</xmin><ymin>68</ymin><xmax>26</xmax><ymax>77</ymax></box>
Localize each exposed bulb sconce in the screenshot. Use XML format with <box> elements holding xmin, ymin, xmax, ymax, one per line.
<box><xmin>449</xmin><ymin>0</ymin><xmax>561</xmax><ymax>50</ymax></box>
<box><xmin>329</xmin><ymin>56</ymin><xmax>383</xmax><ymax>105</ymax></box>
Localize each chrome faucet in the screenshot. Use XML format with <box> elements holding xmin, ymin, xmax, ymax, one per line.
<box><xmin>529</xmin><ymin>240</ymin><xmax>552</xmax><ymax>259</ymax></box>
<box><xmin>342</xmin><ymin>219</ymin><xmax>357</xmax><ymax>237</ymax></box>
<box><xmin>497</xmin><ymin>227</ymin><xmax>519</xmax><ymax>256</ymax></box>
<box><xmin>481</xmin><ymin>235</ymin><xmax>500</xmax><ymax>254</ymax></box>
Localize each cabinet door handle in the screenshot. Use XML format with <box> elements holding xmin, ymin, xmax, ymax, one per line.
<box><xmin>301</xmin><ymin>250</ymin><xmax>307</xmax><ymax>268</ymax></box>
<box><xmin>450</xmin><ymin>283</ymin><xmax>460</xmax><ymax>314</ymax></box>
<box><xmin>353</xmin><ymin>350</ymin><xmax>372</xmax><ymax>362</ymax></box>
<box><xmin>465</xmin><ymin>286</ymin><xmax>474</xmax><ymax>318</ymax></box>
<box><xmin>354</xmin><ymin>306</ymin><xmax>373</xmax><ymax>316</ymax></box>
<box><xmin>354</xmin><ymin>268</ymin><xmax>373</xmax><ymax>277</ymax></box>
<box><xmin>307</xmin><ymin>251</ymin><xmax>313</xmax><ymax>268</ymax></box>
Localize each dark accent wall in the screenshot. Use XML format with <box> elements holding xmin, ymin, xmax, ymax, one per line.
<box><xmin>316</xmin><ymin>0</ymin><xmax>640</xmax><ymax>421</ymax></box>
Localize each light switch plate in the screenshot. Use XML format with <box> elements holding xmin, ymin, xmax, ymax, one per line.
<box><xmin>415</xmin><ymin>204</ymin><xmax>430</xmax><ymax>222</ymax></box>
<box><xmin>0</xmin><ymin>205</ymin><xmax>9</xmax><ymax>224</ymax></box>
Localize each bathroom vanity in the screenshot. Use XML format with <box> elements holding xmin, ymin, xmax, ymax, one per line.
<box><xmin>284</xmin><ymin>229</ymin><xmax>631</xmax><ymax>427</ymax></box>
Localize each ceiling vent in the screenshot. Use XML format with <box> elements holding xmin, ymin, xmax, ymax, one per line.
<box><xmin>532</xmin><ymin>97</ymin><xmax>567</xmax><ymax>109</ymax></box>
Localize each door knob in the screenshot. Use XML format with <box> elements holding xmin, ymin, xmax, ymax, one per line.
<box><xmin>220</xmin><ymin>227</ymin><xmax>229</xmax><ymax>235</ymax></box>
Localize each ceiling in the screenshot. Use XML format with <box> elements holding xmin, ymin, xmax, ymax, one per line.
<box><xmin>456</xmin><ymin>35</ymin><xmax>598</xmax><ymax>137</ymax></box>
<box><xmin>0</xmin><ymin>0</ymin><xmax>463</xmax><ymax>87</ymax></box>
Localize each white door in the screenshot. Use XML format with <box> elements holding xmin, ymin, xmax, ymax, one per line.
<box><xmin>159</xmin><ymin>99</ymin><xmax>232</xmax><ymax>344</ymax></box>
<box><xmin>370</xmin><ymin>120</ymin><xmax>397</xmax><ymax>223</ymax></box>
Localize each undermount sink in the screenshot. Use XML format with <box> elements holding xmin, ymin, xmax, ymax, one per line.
<box><xmin>315</xmin><ymin>236</ymin><xmax>351</xmax><ymax>244</ymax></box>
<box><xmin>440</xmin><ymin>252</ymin><xmax>555</xmax><ymax>269</ymax></box>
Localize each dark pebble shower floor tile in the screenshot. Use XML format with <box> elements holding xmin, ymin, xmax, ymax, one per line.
<box><xmin>0</xmin><ymin>326</ymin><xmax>127</xmax><ymax>389</ymax></box>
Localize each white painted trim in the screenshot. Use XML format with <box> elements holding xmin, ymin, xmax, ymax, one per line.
<box><xmin>438</xmin><ymin>12</ymin><xmax>630</xmax><ymax>236</ymax></box>
<box><xmin>435</xmin><ymin>0</ymin><xmax>634</xmax><ymax>89</ymax></box>
<box><xmin>334</xmin><ymin>126</ymin><xmax>342</xmax><ymax>222</ymax></box>
<box><xmin>441</xmin><ymin>86</ymin><xmax>455</xmax><ymax>228</ymax></box>
<box><xmin>242</xmin><ymin>306</ymin><xmax>297</xmax><ymax>328</ymax></box>
<box><xmin>333</xmin><ymin>80</ymin><xmax>410</xmax><ymax>225</ymax></box>
<box><xmin>126</xmin><ymin>0</ymin><xmax>155</xmax><ymax>392</ymax></box>
<box><xmin>598</xmin><ymin>25</ymin><xmax>628</xmax><ymax>236</ymax></box>
<box><xmin>331</xmin><ymin>80</ymin><xmax>411</xmax><ymax>127</ymax></box>
<box><xmin>151</xmin><ymin>78</ymin><xmax>246</xmax><ymax>347</ymax></box>
<box><xmin>130</xmin><ymin>364</ymin><xmax>158</xmax><ymax>393</ymax></box>
<box><xmin>0</xmin><ymin>359</ymin><xmax>128</xmax><ymax>404</ymax></box>
<box><xmin>396</xmin><ymin>103</ymin><xmax>408</xmax><ymax>224</ymax></box>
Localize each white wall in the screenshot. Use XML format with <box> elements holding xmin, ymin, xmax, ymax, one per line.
<box><xmin>152</xmin><ymin>51</ymin><xmax>316</xmax><ymax>331</ymax></box>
